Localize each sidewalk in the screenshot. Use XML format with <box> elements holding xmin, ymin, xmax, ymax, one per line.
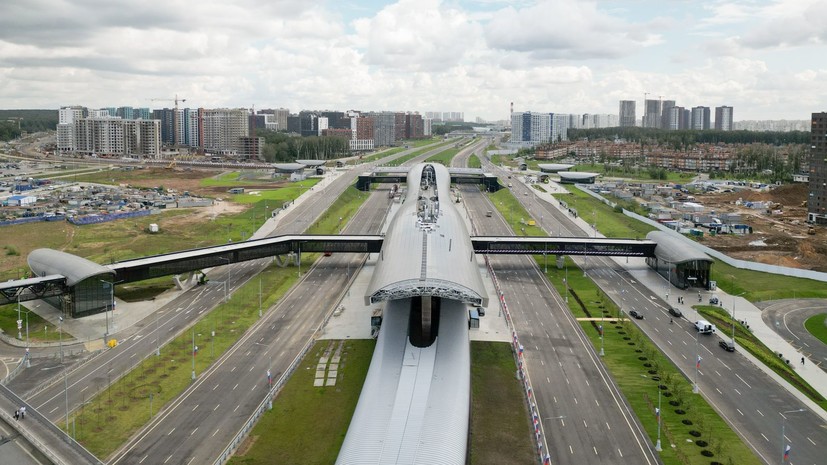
<box><xmin>515</xmin><ymin>172</ymin><xmax>827</xmax><ymax>420</ymax></box>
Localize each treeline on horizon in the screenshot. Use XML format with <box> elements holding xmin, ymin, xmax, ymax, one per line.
<box><xmin>567</xmin><ymin>127</ymin><xmax>810</xmax><ymax>147</ymax></box>
<box><xmin>0</xmin><ymin>110</ymin><xmax>59</xmax><ymax>140</ymax></box>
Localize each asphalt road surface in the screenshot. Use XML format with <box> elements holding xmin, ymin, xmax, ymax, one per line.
<box><xmin>462</xmin><ymin>184</ymin><xmax>661</xmax><ymax>465</ymax></box>
<box><xmin>758</xmin><ymin>299</ymin><xmax>827</xmax><ymax>370</ymax></box>
<box><xmin>481</xmin><ymin>161</ymin><xmax>824</xmax><ymax>465</ymax></box>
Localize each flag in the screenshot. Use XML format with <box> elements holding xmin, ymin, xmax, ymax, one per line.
<box><xmin>696</xmin><ymin>355</ymin><xmax>702</xmax><ymax>369</ymax></box>
<box><xmin>784</xmin><ymin>444</ymin><xmax>791</xmax><ymax>460</ymax></box>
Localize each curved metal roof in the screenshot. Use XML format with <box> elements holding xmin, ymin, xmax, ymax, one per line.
<box><xmin>365</xmin><ymin>163</ymin><xmax>488</xmax><ymax>306</ymax></box>
<box><xmin>537</xmin><ymin>163</ymin><xmax>574</xmax><ymax>172</ymax></box>
<box><xmin>336</xmin><ymin>299</ymin><xmax>470</xmax><ymax>464</ymax></box>
<box><xmin>271</xmin><ymin>163</ymin><xmax>307</xmax><ymax>171</ymax></box>
<box><xmin>646</xmin><ymin>230</ymin><xmax>712</xmax><ymax>264</ymax></box>
<box><xmin>28</xmin><ymin>248</ymin><xmax>114</xmax><ymax>286</ymax></box>
<box><xmin>559</xmin><ymin>171</ymin><xmax>599</xmax><ymax>180</ymax></box>
<box><xmin>294</xmin><ymin>159</ymin><xmax>327</xmax><ymax>166</ymax></box>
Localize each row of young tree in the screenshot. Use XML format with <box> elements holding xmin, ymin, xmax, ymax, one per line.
<box><xmin>568</xmin><ymin>127</ymin><xmax>810</xmax><ymax>147</ymax></box>
<box><xmin>258</xmin><ymin>130</ymin><xmax>351</xmax><ymax>162</ymax></box>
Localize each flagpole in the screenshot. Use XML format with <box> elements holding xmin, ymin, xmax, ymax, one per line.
<box><xmin>693</xmin><ymin>329</ymin><xmax>701</xmax><ymax>393</ymax></box>
<box><xmin>780</xmin><ymin>408</ymin><xmax>806</xmax><ymax>464</ymax></box>
<box><xmin>655</xmin><ymin>388</ymin><xmax>662</xmax><ymax>451</ymax></box>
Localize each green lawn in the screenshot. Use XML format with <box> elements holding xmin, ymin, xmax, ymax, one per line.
<box><xmin>553</xmin><ymin>185</ymin><xmax>656</xmax><ymax>240</ymax></box>
<box><xmin>709</xmin><ymin>260</ymin><xmax>827</xmax><ymax>301</ymax></box>
<box><xmin>0</xmin><ymin>303</ymin><xmax>66</xmax><ymax>342</ymax></box>
<box><xmin>468</xmin><ymin>154</ymin><xmax>481</xmax><ymax>168</ymax></box>
<box><xmin>469</xmin><ymin>342</ymin><xmax>535</xmax><ymax>465</ymax></box>
<box><xmin>228</xmin><ymin>340</ymin><xmax>375</xmax><ymax>465</ymax></box>
<box><xmin>804</xmin><ymin>313</ymin><xmax>827</xmax><ymax>345</ymax></box>
<box><xmin>424</xmin><ymin>147</ymin><xmax>460</xmax><ymax>165</ymax></box>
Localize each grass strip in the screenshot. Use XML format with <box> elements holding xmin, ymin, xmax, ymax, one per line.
<box><xmin>424</xmin><ymin>147</ymin><xmax>460</xmax><ymax>165</ymax></box>
<box><xmin>469</xmin><ymin>342</ymin><xmax>536</xmax><ymax>465</ymax></box>
<box><xmin>227</xmin><ymin>339</ymin><xmax>374</xmax><ymax>465</ymax></box>
<box><xmin>382</xmin><ymin>140</ymin><xmax>456</xmax><ymax>167</ymax></box>
<box><xmin>467</xmin><ymin>154</ymin><xmax>481</xmax><ymax>168</ymax></box>
<box><xmin>804</xmin><ymin>313</ymin><xmax>827</xmax><ymax>344</ymax></box>
<box><xmin>66</xmin><ymin>184</ymin><xmax>372</xmax><ymax>458</ymax></box>
<box><xmin>489</xmin><ymin>188</ymin><xmax>762</xmax><ymax>465</ymax></box>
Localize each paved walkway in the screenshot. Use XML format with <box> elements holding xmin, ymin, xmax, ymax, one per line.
<box><xmin>512</xmin><ymin>169</ymin><xmax>827</xmax><ymax>421</ymax></box>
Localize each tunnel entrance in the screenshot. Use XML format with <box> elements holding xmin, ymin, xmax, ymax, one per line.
<box><xmin>409</xmin><ymin>296</ymin><xmax>441</xmax><ymax>347</ymax></box>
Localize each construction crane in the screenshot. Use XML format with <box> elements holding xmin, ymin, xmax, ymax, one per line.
<box><xmin>150</xmin><ymin>95</ymin><xmax>187</xmax><ymax>147</ymax></box>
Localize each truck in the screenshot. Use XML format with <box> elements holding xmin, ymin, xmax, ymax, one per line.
<box><xmin>695</xmin><ymin>320</ymin><xmax>716</xmax><ymax>334</ymax></box>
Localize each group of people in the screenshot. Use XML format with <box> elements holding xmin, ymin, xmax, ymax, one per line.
<box><xmin>13</xmin><ymin>406</ymin><xmax>26</xmax><ymax>420</ymax></box>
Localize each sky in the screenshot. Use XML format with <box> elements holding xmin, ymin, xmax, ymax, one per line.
<box><xmin>0</xmin><ymin>0</ymin><xmax>824</xmax><ymax>122</ymax></box>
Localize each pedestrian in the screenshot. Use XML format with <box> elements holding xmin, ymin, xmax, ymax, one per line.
<box><xmin>20</xmin><ymin>406</ymin><xmax>25</xmax><ymax>419</ymax></box>
<box><xmin>801</xmin><ymin>357</ymin><xmax>805</xmax><ymax>366</ymax></box>
<box><xmin>14</xmin><ymin>409</ymin><xmax>19</xmax><ymax>421</ymax></box>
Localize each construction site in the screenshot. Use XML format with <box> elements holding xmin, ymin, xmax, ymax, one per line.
<box><xmin>690</xmin><ymin>183</ymin><xmax>827</xmax><ymax>272</ymax></box>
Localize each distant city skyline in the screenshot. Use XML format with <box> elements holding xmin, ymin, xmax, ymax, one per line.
<box><xmin>0</xmin><ymin>0</ymin><xmax>824</xmax><ymax>121</ymax></box>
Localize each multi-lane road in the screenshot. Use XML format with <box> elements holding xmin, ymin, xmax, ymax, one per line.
<box><xmin>480</xmin><ymin>161</ymin><xmax>823</xmax><ymax>465</ymax></box>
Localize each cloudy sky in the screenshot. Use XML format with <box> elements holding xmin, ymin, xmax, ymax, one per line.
<box><xmin>0</xmin><ymin>0</ymin><xmax>824</xmax><ymax>121</ymax></box>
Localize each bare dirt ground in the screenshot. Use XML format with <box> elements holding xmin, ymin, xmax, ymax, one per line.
<box><xmin>692</xmin><ymin>183</ymin><xmax>827</xmax><ymax>272</ymax></box>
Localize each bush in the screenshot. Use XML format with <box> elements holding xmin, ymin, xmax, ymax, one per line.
<box><xmin>4</xmin><ymin>245</ymin><xmax>19</xmax><ymax>256</ymax></box>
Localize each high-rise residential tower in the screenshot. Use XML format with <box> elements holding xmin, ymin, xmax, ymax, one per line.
<box><xmin>808</xmin><ymin>112</ymin><xmax>827</xmax><ymax>224</ymax></box>
<box><xmin>643</xmin><ymin>99</ymin><xmax>662</xmax><ymax>128</ymax></box>
<box><xmin>715</xmin><ymin>106</ymin><xmax>734</xmax><ymax>131</ymax></box>
<box><xmin>619</xmin><ymin>100</ymin><xmax>636</xmax><ymax>127</ymax></box>
<box><xmin>691</xmin><ymin>106</ymin><xmax>711</xmax><ymax>130</ymax></box>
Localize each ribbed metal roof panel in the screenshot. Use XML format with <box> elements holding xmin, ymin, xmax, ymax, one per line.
<box><xmin>365</xmin><ymin>163</ymin><xmax>487</xmax><ymax>306</ymax></box>
<box><xmin>27</xmin><ymin>248</ymin><xmax>114</xmax><ymax>286</ymax></box>
<box><xmin>336</xmin><ymin>299</ymin><xmax>469</xmax><ymax>464</ymax></box>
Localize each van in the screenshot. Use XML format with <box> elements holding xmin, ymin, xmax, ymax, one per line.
<box><xmin>695</xmin><ymin>320</ymin><xmax>716</xmax><ymax>334</ymax></box>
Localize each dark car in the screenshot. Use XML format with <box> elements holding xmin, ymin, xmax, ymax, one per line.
<box><xmin>668</xmin><ymin>306</ymin><xmax>682</xmax><ymax>318</ymax></box>
<box><xmin>709</xmin><ymin>296</ymin><xmax>720</xmax><ymax>305</ymax></box>
<box><xmin>629</xmin><ymin>310</ymin><xmax>643</xmax><ymax>320</ymax></box>
<box><xmin>719</xmin><ymin>340</ymin><xmax>735</xmax><ymax>352</ymax></box>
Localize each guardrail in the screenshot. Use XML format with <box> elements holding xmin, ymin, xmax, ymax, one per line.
<box><xmin>0</xmin><ymin>384</ymin><xmax>103</xmax><ymax>465</ymax></box>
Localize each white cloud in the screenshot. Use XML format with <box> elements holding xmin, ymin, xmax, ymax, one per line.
<box><xmin>0</xmin><ymin>0</ymin><xmax>824</xmax><ymax>120</ymax></box>
<box><xmin>485</xmin><ymin>0</ymin><xmax>661</xmax><ymax>60</ymax></box>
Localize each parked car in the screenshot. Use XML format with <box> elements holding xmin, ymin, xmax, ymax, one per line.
<box><xmin>668</xmin><ymin>306</ymin><xmax>682</xmax><ymax>318</ymax></box>
<box><xmin>709</xmin><ymin>296</ymin><xmax>719</xmax><ymax>305</ymax></box>
<box><xmin>629</xmin><ymin>310</ymin><xmax>643</xmax><ymax>320</ymax></box>
<box><xmin>719</xmin><ymin>340</ymin><xmax>735</xmax><ymax>352</ymax></box>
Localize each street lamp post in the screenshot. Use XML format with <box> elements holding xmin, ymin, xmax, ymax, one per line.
<box><xmin>60</xmin><ymin>316</ymin><xmax>69</xmax><ymax>432</ymax></box>
<box><xmin>191</xmin><ymin>327</ymin><xmax>196</xmax><ymax>381</ymax></box>
<box><xmin>17</xmin><ymin>295</ymin><xmax>22</xmax><ymax>340</ymax></box>
<box><xmin>780</xmin><ymin>408</ymin><xmax>806</xmax><ymax>464</ymax></box>
<box><xmin>732</xmin><ymin>292</ymin><xmax>746</xmax><ymax>348</ymax></box>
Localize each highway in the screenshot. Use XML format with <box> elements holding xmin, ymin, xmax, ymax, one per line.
<box><xmin>483</xmin><ymin>163</ymin><xmax>824</xmax><ymax>465</ymax></box>
<box><xmin>2</xmin><ymin>139</ymin><xmax>464</xmax><ymax>463</ymax></box>
<box><xmin>462</xmin><ymin>184</ymin><xmax>661</xmax><ymax>465</ymax></box>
